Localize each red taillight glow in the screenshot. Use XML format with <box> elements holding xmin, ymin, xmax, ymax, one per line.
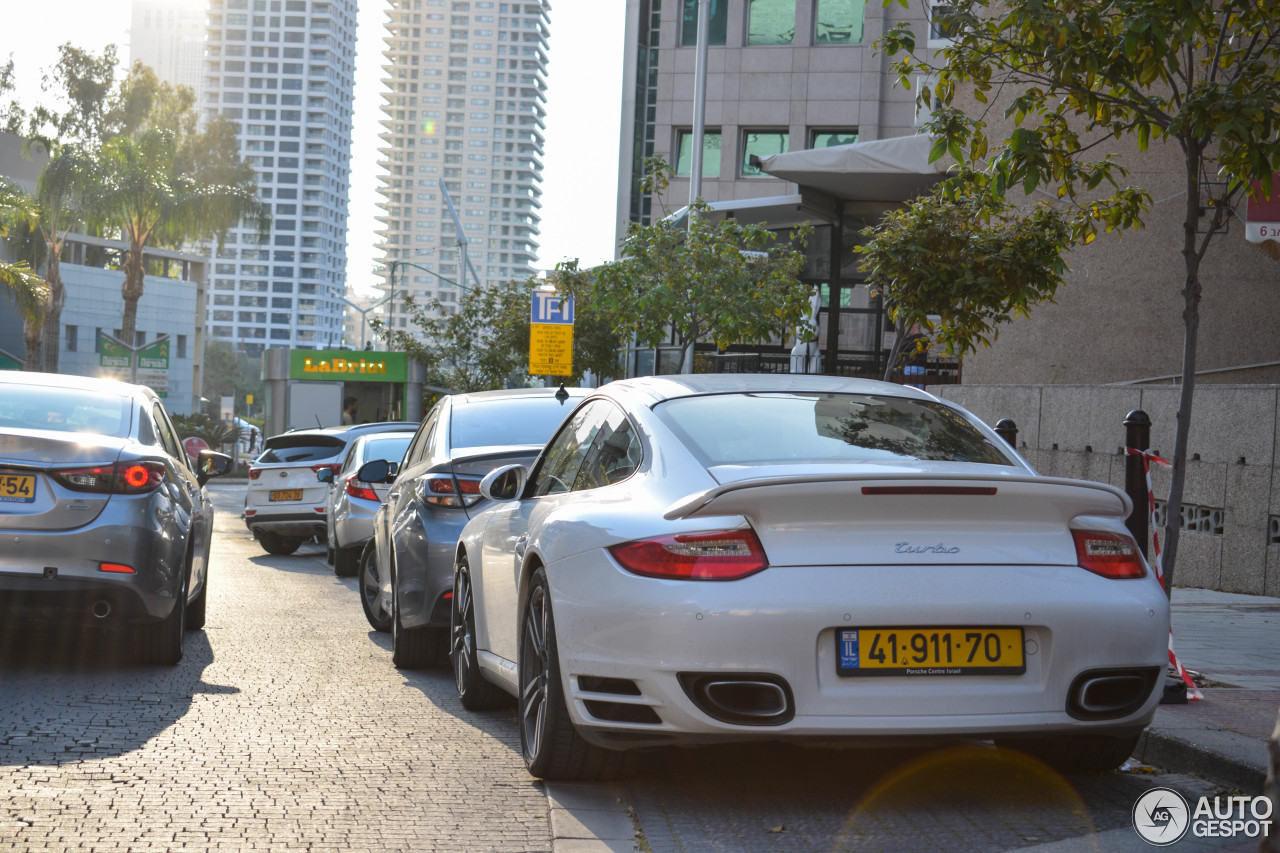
<box><xmin>248</xmin><ymin>468</ymin><xmax>263</xmax><ymax>480</ymax></box>
<box><xmin>1073</xmin><ymin>530</ymin><xmax>1147</xmax><ymax>579</ymax></box>
<box><xmin>52</xmin><ymin>461</ymin><xmax>166</xmax><ymax>494</ymax></box>
<box><xmin>609</xmin><ymin>529</ymin><xmax>769</xmax><ymax>581</ymax></box>
<box><xmin>345</xmin><ymin>476</ymin><xmax>379</xmax><ymax>502</ymax></box>
<box><xmin>311</xmin><ymin>463</ymin><xmax>341</xmax><ymax>477</ymax></box>
<box><xmin>424</xmin><ymin>476</ymin><xmax>482</xmax><ymax>507</ymax></box>
<box><xmin>100</xmin><ymin>562</ymin><xmax>135</xmax><ymax>574</ymax></box>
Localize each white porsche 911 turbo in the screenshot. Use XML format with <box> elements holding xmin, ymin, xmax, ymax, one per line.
<box><xmin>450</xmin><ymin>374</ymin><xmax>1169</xmax><ymax>781</ymax></box>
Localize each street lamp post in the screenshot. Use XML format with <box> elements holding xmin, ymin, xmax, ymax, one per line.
<box><xmin>384</xmin><ymin>256</ymin><xmax>471</xmax><ymax>331</ymax></box>
<box><xmin>339</xmin><ymin>293</ymin><xmax>391</xmax><ymax>350</ymax></box>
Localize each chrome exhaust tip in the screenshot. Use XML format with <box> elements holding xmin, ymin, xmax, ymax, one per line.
<box><xmin>91</xmin><ymin>600</ymin><xmax>112</xmax><ymax>619</ymax></box>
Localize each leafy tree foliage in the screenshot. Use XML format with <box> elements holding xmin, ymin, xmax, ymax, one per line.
<box><xmin>202</xmin><ymin>341</ymin><xmax>265</xmax><ymax>411</ymax></box>
<box><xmin>873</xmin><ymin>0</ymin><xmax>1280</xmax><ymax>590</ymax></box>
<box><xmin>575</xmin><ymin>158</ymin><xmax>813</xmax><ymax>373</ymax></box>
<box><xmin>373</xmin><ymin>271</ymin><xmax>622</xmax><ymax>393</ymax></box>
<box><xmin>0</xmin><ymin>180</ymin><xmax>47</xmax><ymax>356</ymax></box>
<box><xmin>94</xmin><ymin>63</ymin><xmax>265</xmax><ymax>344</ymax></box>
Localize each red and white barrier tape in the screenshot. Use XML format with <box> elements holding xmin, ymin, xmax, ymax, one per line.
<box><xmin>1124</xmin><ymin>447</ymin><xmax>1202</xmax><ymax>700</ymax></box>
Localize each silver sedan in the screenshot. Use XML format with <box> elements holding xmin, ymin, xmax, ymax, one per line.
<box><xmin>451</xmin><ymin>374</ymin><xmax>1170</xmax><ymax>780</ymax></box>
<box><xmin>319</xmin><ymin>430</ymin><xmax>415</xmax><ymax>576</ymax></box>
<box><xmin>0</xmin><ymin>371</ymin><xmax>233</xmax><ymax>664</ymax></box>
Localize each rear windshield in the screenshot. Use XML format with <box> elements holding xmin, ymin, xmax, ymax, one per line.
<box><xmin>0</xmin><ymin>384</ymin><xmax>131</xmax><ymax>437</ymax></box>
<box><xmin>450</xmin><ymin>397</ymin><xmax>576</xmax><ymax>451</ymax></box>
<box><xmin>654</xmin><ymin>392</ymin><xmax>1013</xmax><ymax>467</ymax></box>
<box><xmin>258</xmin><ymin>435</ymin><xmax>346</xmax><ymax>463</ymax></box>
<box><xmin>360</xmin><ymin>434</ymin><xmax>413</xmax><ymax>464</ymax></box>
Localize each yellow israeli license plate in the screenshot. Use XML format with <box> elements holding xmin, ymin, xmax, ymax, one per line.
<box><xmin>0</xmin><ymin>473</ymin><xmax>36</xmax><ymax>503</ymax></box>
<box><xmin>270</xmin><ymin>489</ymin><xmax>303</xmax><ymax>501</ymax></box>
<box><xmin>837</xmin><ymin>627</ymin><xmax>1025</xmax><ymax>676</ymax></box>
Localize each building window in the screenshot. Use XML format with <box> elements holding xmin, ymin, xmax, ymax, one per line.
<box><xmin>65</xmin><ymin>325</ymin><xmax>78</xmax><ymax>352</ymax></box>
<box><xmin>741</xmin><ymin>130</ymin><xmax>788</xmax><ymax>176</ymax></box>
<box><xmin>928</xmin><ymin>2</ymin><xmax>961</xmax><ymax>44</ymax></box>
<box><xmin>747</xmin><ymin>0</ymin><xmax>794</xmax><ymax>45</ymax></box>
<box><xmin>675</xmin><ymin>130</ymin><xmax>722</xmax><ymax>177</ymax></box>
<box><xmin>809</xmin><ymin>129</ymin><xmax>859</xmax><ymax>149</ymax></box>
<box><xmin>814</xmin><ymin>0</ymin><xmax>864</xmax><ymax>45</ymax></box>
<box><xmin>177</xmin><ymin>335</ymin><xmax>187</xmax><ymax>359</ymax></box>
<box><xmin>681</xmin><ymin>0</ymin><xmax>726</xmax><ymax>47</ymax></box>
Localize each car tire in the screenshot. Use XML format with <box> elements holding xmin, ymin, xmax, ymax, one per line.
<box><xmin>136</xmin><ymin>571</ymin><xmax>187</xmax><ymax>665</ymax></box>
<box><xmin>186</xmin><ymin>573</ymin><xmax>207</xmax><ymax>631</ymax></box>
<box><xmin>451</xmin><ymin>554</ymin><xmax>511</xmax><ymax>710</ymax></box>
<box><xmin>997</xmin><ymin>731</ymin><xmax>1141</xmax><ymax>773</ymax></box>
<box><xmin>334</xmin><ymin>545</ymin><xmax>360</xmax><ymax>577</ymax></box>
<box><xmin>391</xmin><ymin>556</ymin><xmax>448</xmax><ymax>668</ymax></box>
<box><xmin>326</xmin><ymin>546</ymin><xmax>335</xmax><ymax>566</ymax></box>
<box><xmin>518</xmin><ymin>567</ymin><xmax>626</xmax><ymax>780</ymax></box>
<box><xmin>359</xmin><ymin>542</ymin><xmax>392</xmax><ymax>633</ymax></box>
<box><xmin>259</xmin><ymin>531</ymin><xmax>301</xmax><ymax>556</ymax></box>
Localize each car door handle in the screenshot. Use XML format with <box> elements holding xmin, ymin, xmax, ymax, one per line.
<box><xmin>515</xmin><ymin>534</ymin><xmax>529</xmax><ymax>561</ymax></box>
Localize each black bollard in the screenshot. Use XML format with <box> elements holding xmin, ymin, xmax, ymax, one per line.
<box><xmin>994</xmin><ymin>418</ymin><xmax>1018</xmax><ymax>450</ymax></box>
<box><xmin>1123</xmin><ymin>410</ymin><xmax>1152</xmax><ymax>561</ymax></box>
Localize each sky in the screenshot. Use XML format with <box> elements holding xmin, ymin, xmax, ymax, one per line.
<box><xmin>0</xmin><ymin>0</ymin><xmax>626</xmax><ymax>297</ymax></box>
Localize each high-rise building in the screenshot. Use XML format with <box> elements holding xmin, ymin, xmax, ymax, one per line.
<box><xmin>375</xmin><ymin>0</ymin><xmax>549</xmax><ymax>333</ymax></box>
<box><xmin>130</xmin><ymin>0</ymin><xmax>209</xmax><ymax>100</ymax></box>
<box><xmin>202</xmin><ymin>0</ymin><xmax>356</xmax><ymax>355</ymax></box>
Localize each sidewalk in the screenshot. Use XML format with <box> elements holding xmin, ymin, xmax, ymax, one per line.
<box><xmin>1134</xmin><ymin>587</ymin><xmax>1280</xmax><ymax>792</ymax></box>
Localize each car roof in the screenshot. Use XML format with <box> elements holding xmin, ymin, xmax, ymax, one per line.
<box><xmin>597</xmin><ymin>373</ymin><xmax>939</xmax><ymax>407</ymax></box>
<box><xmin>272</xmin><ymin>421</ymin><xmax>420</xmax><ymax>441</ymax></box>
<box><xmin>447</xmin><ymin>386</ymin><xmax>591</xmax><ymax>407</ymax></box>
<box><xmin>0</xmin><ymin>369</ymin><xmax>152</xmax><ymax>399</ymax></box>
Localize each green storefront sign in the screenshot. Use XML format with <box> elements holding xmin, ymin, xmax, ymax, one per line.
<box><xmin>289</xmin><ymin>350</ymin><xmax>408</xmax><ymax>383</ymax></box>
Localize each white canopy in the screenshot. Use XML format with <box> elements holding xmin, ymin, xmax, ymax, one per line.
<box><xmin>756</xmin><ymin>134</ymin><xmax>948</xmax><ymax>203</ymax></box>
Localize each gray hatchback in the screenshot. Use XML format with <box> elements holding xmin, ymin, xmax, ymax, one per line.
<box><xmin>0</xmin><ymin>371</ymin><xmax>233</xmax><ymax>664</ymax></box>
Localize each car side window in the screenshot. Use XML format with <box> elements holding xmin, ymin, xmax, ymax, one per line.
<box><xmin>530</xmin><ymin>400</ymin><xmax>610</xmax><ymax>497</ymax></box>
<box><xmin>151</xmin><ymin>403</ymin><xmax>182</xmax><ymax>461</ymax></box>
<box><xmin>573</xmin><ymin>405</ymin><xmax>642</xmax><ymax>491</ymax></box>
<box><xmin>403</xmin><ymin>411</ymin><xmax>438</xmax><ymax>469</ymax></box>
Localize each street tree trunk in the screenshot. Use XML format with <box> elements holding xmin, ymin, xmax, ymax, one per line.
<box><xmin>22</xmin><ymin>314</ymin><xmax>42</xmax><ymax>371</ymax></box>
<box><xmin>119</xmin><ymin>245</ymin><xmax>146</xmax><ymax>346</ymax></box>
<box><xmin>41</xmin><ymin>249</ymin><xmax>64</xmax><ymax>373</ymax></box>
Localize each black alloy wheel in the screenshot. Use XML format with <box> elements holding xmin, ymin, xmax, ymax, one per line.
<box><xmin>450</xmin><ymin>555</ymin><xmax>510</xmax><ymax>710</ymax></box>
<box><xmin>359</xmin><ymin>542</ymin><xmax>392</xmax><ymax>632</ymax></box>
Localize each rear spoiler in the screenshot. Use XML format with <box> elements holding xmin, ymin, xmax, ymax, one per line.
<box><xmin>664</xmin><ymin>472</ymin><xmax>1131</xmax><ymax>521</ymax></box>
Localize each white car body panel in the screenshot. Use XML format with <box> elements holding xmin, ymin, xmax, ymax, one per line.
<box><xmin>455</xmin><ymin>375</ymin><xmax>1170</xmax><ymax>751</ymax></box>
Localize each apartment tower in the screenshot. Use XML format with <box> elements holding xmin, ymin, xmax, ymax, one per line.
<box><xmin>203</xmin><ymin>0</ymin><xmax>356</xmax><ymax>355</ymax></box>
<box><xmin>375</xmin><ymin>0</ymin><xmax>549</xmax><ymax>332</ymax></box>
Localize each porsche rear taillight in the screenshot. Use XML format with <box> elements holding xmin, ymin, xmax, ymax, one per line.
<box><xmin>1073</xmin><ymin>530</ymin><xmax>1147</xmax><ymax>579</ymax></box>
<box><xmin>52</xmin><ymin>461</ymin><xmax>166</xmax><ymax>494</ymax></box>
<box><xmin>345</xmin><ymin>475</ymin><xmax>379</xmax><ymax>502</ymax></box>
<box><xmin>610</xmin><ymin>529</ymin><xmax>769</xmax><ymax>581</ymax></box>
<box><xmin>424</xmin><ymin>476</ymin><xmax>481</xmax><ymax>507</ymax></box>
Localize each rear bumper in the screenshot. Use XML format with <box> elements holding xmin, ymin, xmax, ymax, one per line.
<box><xmin>333</xmin><ymin>497</ymin><xmax>379</xmax><ymax>550</ymax></box>
<box><xmin>244</xmin><ymin>511</ymin><xmax>327</xmax><ymax>539</ymax></box>
<box><xmin>0</xmin><ymin>522</ymin><xmax>185</xmax><ymax>627</ymax></box>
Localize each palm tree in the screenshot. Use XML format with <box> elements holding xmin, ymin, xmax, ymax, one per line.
<box><xmin>0</xmin><ymin>179</ymin><xmax>49</xmax><ymax>368</ymax></box>
<box><xmin>30</xmin><ymin>141</ymin><xmax>98</xmax><ymax>372</ymax></box>
<box><xmin>96</xmin><ymin>124</ymin><xmax>263</xmax><ymax>345</ymax></box>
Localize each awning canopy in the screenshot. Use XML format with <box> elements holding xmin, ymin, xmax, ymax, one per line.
<box><xmin>663</xmin><ymin>193</ymin><xmax>831</xmax><ymax>229</ymax></box>
<box><xmin>755</xmin><ymin>134</ymin><xmax>949</xmax><ymax>203</ymax></box>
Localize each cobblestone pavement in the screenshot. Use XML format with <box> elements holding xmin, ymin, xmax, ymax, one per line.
<box><xmin>0</xmin><ymin>484</ymin><xmax>552</xmax><ymax>852</ymax></box>
<box><xmin>0</xmin><ymin>483</ymin><xmax>1250</xmax><ymax>853</ymax></box>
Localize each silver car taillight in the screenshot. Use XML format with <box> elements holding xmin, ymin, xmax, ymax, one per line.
<box><xmin>609</xmin><ymin>529</ymin><xmax>769</xmax><ymax>581</ymax></box>
<box><xmin>52</xmin><ymin>461</ymin><xmax>166</xmax><ymax>494</ymax></box>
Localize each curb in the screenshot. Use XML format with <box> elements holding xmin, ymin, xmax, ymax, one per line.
<box><xmin>1135</xmin><ymin>725</ymin><xmax>1268</xmax><ymax>793</ymax></box>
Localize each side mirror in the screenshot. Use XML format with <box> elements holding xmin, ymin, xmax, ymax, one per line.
<box><xmin>196</xmin><ymin>450</ymin><xmax>234</xmax><ymax>486</ymax></box>
<box><xmin>479</xmin><ymin>463</ymin><xmax>527</xmax><ymax>502</ymax></box>
<box><xmin>316</xmin><ymin>468</ymin><xmax>335</xmax><ymax>483</ymax></box>
<box><xmin>358</xmin><ymin>458</ymin><xmax>391</xmax><ymax>484</ymax></box>
<box><xmin>386</xmin><ymin>461</ymin><xmax>400</xmax><ymax>481</ymax></box>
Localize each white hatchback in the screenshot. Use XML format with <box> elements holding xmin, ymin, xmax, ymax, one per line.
<box><xmin>451</xmin><ymin>374</ymin><xmax>1170</xmax><ymax>780</ymax></box>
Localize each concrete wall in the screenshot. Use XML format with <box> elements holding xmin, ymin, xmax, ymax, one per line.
<box><xmin>939</xmin><ymin>384</ymin><xmax>1280</xmax><ymax>597</ymax></box>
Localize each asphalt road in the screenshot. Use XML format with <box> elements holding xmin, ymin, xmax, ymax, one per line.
<box><xmin>0</xmin><ymin>482</ymin><xmax>1236</xmax><ymax>852</ymax></box>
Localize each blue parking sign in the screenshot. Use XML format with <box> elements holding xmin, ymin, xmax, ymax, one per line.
<box><xmin>531</xmin><ymin>290</ymin><xmax>574</xmax><ymax>325</ymax></box>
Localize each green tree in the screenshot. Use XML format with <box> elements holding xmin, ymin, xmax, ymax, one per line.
<box><xmin>579</xmin><ymin>158</ymin><xmax>813</xmax><ymax>373</ymax></box>
<box><xmin>0</xmin><ymin>179</ymin><xmax>47</xmax><ymax>359</ymax></box>
<box><xmin>872</xmin><ymin>0</ymin><xmax>1280</xmax><ymax>592</ymax></box>
<box><xmin>30</xmin><ymin>143</ymin><xmax>99</xmax><ymax>372</ymax></box>
<box><xmin>95</xmin><ymin>65</ymin><xmax>264</xmax><ymax>345</ymax></box>
<box><xmin>202</xmin><ymin>341</ymin><xmax>264</xmax><ymax>412</ymax></box>
<box><xmin>373</xmin><ymin>272</ymin><xmax>622</xmax><ymax>392</ymax></box>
